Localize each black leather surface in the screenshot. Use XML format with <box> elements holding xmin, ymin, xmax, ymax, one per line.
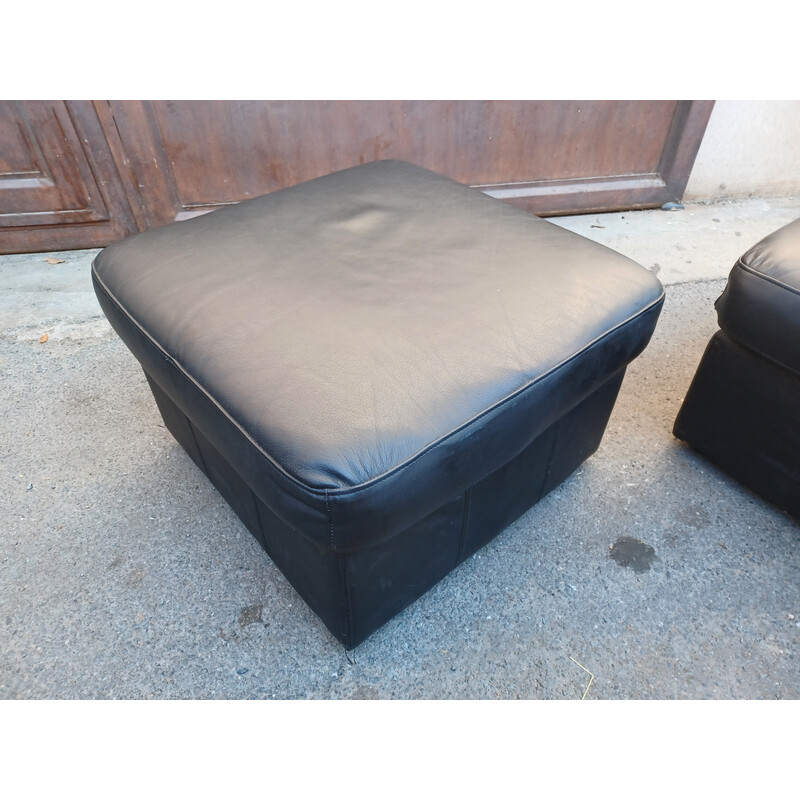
<box><xmin>148</xmin><ymin>359</ymin><xmax>627</xmax><ymax>647</ymax></box>
<box><xmin>674</xmin><ymin>331</ymin><xmax>800</xmax><ymax>520</ymax></box>
<box><xmin>93</xmin><ymin>160</ymin><xmax>664</xmax><ymax>552</ymax></box>
<box><xmin>716</xmin><ymin>218</ymin><xmax>800</xmax><ymax>376</ymax></box>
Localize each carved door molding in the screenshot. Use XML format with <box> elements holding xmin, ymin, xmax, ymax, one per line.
<box><xmin>0</xmin><ymin>101</ymin><xmax>138</xmax><ymax>253</ymax></box>
<box><xmin>0</xmin><ymin>100</ymin><xmax>715</xmax><ymax>254</ymax></box>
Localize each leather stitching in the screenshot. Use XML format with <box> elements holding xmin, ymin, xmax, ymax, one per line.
<box><xmin>734</xmin><ymin>258</ymin><xmax>800</xmax><ymax>297</ymax></box>
<box><xmin>93</xmin><ymin>258</ymin><xmax>664</xmax><ymax>500</ymax></box>
<box><xmin>325</xmin><ymin>489</ymin><xmax>335</xmax><ymax>551</ymax></box>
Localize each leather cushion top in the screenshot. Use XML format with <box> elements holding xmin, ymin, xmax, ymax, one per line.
<box><xmin>93</xmin><ymin>160</ymin><xmax>664</xmax><ymax>551</ymax></box>
<box><xmin>716</xmin><ymin>217</ymin><xmax>800</xmax><ymax>376</ymax></box>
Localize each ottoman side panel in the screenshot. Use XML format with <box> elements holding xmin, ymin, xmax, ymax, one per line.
<box><xmin>345</xmin><ymin>495</ymin><xmax>465</xmax><ymax>648</ymax></box>
<box><xmin>674</xmin><ymin>331</ymin><xmax>800</xmax><ymax>519</ymax></box>
<box><xmin>462</xmin><ymin>368</ymin><xmax>625</xmax><ymax>559</ymax></box>
<box><xmin>253</xmin><ymin>495</ymin><xmax>349</xmax><ymax>646</ymax></box>
<box><xmin>343</xmin><ymin>369</ymin><xmax>627</xmax><ymax>647</ymax></box>
<box><xmin>539</xmin><ymin>368</ymin><xmax>626</xmax><ymax>497</ymax></box>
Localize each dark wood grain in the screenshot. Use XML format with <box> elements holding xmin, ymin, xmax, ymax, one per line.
<box><xmin>0</xmin><ymin>100</ymin><xmax>714</xmax><ymax>253</ymax></box>
<box><xmin>111</xmin><ymin>100</ymin><xmax>713</xmax><ymax>227</ymax></box>
<box><xmin>0</xmin><ymin>101</ymin><xmax>138</xmax><ymax>253</ymax></box>
<box><xmin>0</xmin><ymin>100</ymin><xmax>94</xmax><ymax>223</ymax></box>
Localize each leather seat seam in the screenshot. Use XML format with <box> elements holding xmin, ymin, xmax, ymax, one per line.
<box><xmin>735</xmin><ymin>258</ymin><xmax>800</xmax><ymax>297</ymax></box>
<box><xmin>93</xmin><ymin>258</ymin><xmax>663</xmax><ymax>499</ymax></box>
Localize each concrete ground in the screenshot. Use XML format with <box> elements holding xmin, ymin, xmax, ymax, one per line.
<box><xmin>1</xmin><ymin>195</ymin><xmax>799</xmax><ymax>700</ymax></box>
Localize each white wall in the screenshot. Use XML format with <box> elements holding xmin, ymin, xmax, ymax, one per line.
<box><xmin>684</xmin><ymin>100</ymin><xmax>800</xmax><ymax>201</ymax></box>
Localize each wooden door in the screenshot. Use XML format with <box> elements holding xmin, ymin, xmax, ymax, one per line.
<box><xmin>0</xmin><ymin>100</ymin><xmax>714</xmax><ymax>254</ymax></box>
<box><xmin>0</xmin><ymin>101</ymin><xmax>138</xmax><ymax>253</ymax></box>
<box><xmin>110</xmin><ymin>100</ymin><xmax>714</xmax><ymax>227</ymax></box>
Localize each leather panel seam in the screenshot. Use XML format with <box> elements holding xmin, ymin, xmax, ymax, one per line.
<box><xmin>325</xmin><ymin>489</ymin><xmax>335</xmax><ymax>551</ymax></box>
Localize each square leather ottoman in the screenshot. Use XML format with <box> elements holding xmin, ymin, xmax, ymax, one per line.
<box><xmin>674</xmin><ymin>218</ymin><xmax>800</xmax><ymax>518</ymax></box>
<box><xmin>92</xmin><ymin>160</ymin><xmax>664</xmax><ymax>648</ymax></box>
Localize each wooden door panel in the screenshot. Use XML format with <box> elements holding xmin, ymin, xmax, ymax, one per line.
<box><xmin>109</xmin><ymin>100</ymin><xmax>714</xmax><ymax>229</ymax></box>
<box><xmin>0</xmin><ymin>100</ymin><xmax>713</xmax><ymax>253</ymax></box>
<box><xmin>0</xmin><ymin>101</ymin><xmax>109</xmax><ymax>226</ymax></box>
<box><xmin>0</xmin><ymin>101</ymin><xmax>138</xmax><ymax>252</ymax></box>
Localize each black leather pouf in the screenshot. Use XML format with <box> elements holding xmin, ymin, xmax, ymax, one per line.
<box><xmin>674</xmin><ymin>218</ymin><xmax>800</xmax><ymax>519</ymax></box>
<box><xmin>93</xmin><ymin>160</ymin><xmax>664</xmax><ymax>647</ymax></box>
